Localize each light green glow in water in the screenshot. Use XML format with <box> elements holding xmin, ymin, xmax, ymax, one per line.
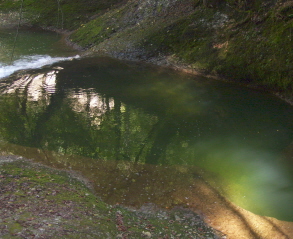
<box><xmin>186</xmin><ymin>140</ymin><xmax>293</xmax><ymax>219</ymax></box>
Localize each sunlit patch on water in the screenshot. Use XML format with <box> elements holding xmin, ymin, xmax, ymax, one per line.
<box><xmin>187</xmin><ymin>139</ymin><xmax>293</xmax><ymax>220</ymax></box>
<box><xmin>66</xmin><ymin>89</ymin><xmax>116</xmax><ymax>126</ymax></box>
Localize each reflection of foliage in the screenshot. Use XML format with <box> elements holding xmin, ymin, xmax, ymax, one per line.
<box><xmin>42</xmin><ymin>103</ymin><xmax>94</xmax><ymax>156</ymax></box>
<box><xmin>96</xmin><ymin>102</ymin><xmax>159</xmax><ymax>162</ymax></box>
<box><xmin>0</xmin><ymin>84</ymin><xmax>201</xmax><ymax>165</ymax></box>
<box><xmin>0</xmin><ymin>90</ymin><xmax>167</xmax><ymax>164</ymax></box>
<box><xmin>1</xmin><ymin>80</ymin><xmax>286</xmax><ymax>166</ymax></box>
<box><xmin>0</xmin><ymin>94</ymin><xmax>47</xmax><ymax>146</ymax></box>
<box><xmin>2</xmin><ymin>59</ymin><xmax>291</xmax><ymax>167</ymax></box>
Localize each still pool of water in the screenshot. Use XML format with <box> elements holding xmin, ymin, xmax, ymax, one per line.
<box><xmin>1</xmin><ymin>30</ymin><xmax>293</xmax><ymax>222</ymax></box>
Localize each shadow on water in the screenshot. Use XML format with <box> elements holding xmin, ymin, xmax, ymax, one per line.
<box><xmin>1</xmin><ymin>57</ymin><xmax>293</xmax><ymax>238</ymax></box>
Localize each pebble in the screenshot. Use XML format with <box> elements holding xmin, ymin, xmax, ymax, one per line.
<box><xmin>142</xmin><ymin>231</ymin><xmax>152</xmax><ymax>238</ymax></box>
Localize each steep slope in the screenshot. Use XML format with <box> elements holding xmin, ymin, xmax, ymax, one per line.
<box><xmin>70</xmin><ymin>0</ymin><xmax>293</xmax><ymax>94</ymax></box>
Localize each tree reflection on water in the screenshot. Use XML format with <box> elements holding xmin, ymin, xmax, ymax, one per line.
<box><xmin>1</xmin><ymin>57</ymin><xmax>293</xmax><ymax>238</ymax></box>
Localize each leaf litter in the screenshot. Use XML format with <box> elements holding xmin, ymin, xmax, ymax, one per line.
<box><xmin>0</xmin><ymin>155</ymin><xmax>225</xmax><ymax>238</ymax></box>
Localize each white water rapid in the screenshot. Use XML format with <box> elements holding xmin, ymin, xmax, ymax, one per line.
<box><xmin>0</xmin><ymin>54</ymin><xmax>80</xmax><ymax>79</ymax></box>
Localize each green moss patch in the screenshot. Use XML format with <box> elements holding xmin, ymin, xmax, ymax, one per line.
<box><xmin>141</xmin><ymin>2</ymin><xmax>293</xmax><ymax>92</ymax></box>
<box><xmin>0</xmin><ymin>0</ymin><xmax>125</xmax><ymax>30</ymax></box>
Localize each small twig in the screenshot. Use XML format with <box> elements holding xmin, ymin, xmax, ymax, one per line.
<box><xmin>10</xmin><ymin>0</ymin><xmax>24</xmax><ymax>63</ymax></box>
<box><xmin>56</xmin><ymin>0</ymin><xmax>64</xmax><ymax>29</ymax></box>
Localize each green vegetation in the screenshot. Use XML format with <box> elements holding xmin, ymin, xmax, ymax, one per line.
<box><xmin>0</xmin><ymin>0</ymin><xmax>124</xmax><ymax>30</ymax></box>
<box><xmin>143</xmin><ymin>0</ymin><xmax>293</xmax><ymax>91</ymax></box>
<box><xmin>71</xmin><ymin>0</ymin><xmax>293</xmax><ymax>93</ymax></box>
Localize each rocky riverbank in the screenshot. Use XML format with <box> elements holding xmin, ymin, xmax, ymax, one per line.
<box><xmin>0</xmin><ymin>155</ymin><xmax>224</xmax><ymax>238</ymax></box>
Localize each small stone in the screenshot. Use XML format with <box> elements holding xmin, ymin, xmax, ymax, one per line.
<box><xmin>142</xmin><ymin>231</ymin><xmax>152</xmax><ymax>238</ymax></box>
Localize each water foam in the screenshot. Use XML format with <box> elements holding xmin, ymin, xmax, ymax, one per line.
<box><xmin>0</xmin><ymin>55</ymin><xmax>80</xmax><ymax>79</ymax></box>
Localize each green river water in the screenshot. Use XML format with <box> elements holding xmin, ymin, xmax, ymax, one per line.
<box><xmin>1</xmin><ymin>29</ymin><xmax>293</xmax><ymax>222</ymax></box>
